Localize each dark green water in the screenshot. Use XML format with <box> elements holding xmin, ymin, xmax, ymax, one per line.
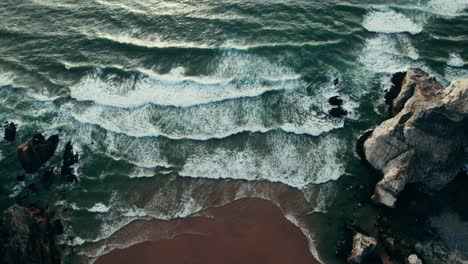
<box><xmin>0</xmin><ymin>0</ymin><xmax>467</xmax><ymax>263</ymax></box>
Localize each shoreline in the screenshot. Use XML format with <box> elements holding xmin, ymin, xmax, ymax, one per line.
<box><xmin>94</xmin><ymin>197</ymin><xmax>320</xmax><ymax>264</ymax></box>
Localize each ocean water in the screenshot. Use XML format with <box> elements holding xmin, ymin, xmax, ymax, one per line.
<box><xmin>0</xmin><ymin>0</ymin><xmax>467</xmax><ymax>263</ymax></box>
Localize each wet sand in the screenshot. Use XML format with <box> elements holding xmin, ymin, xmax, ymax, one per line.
<box><xmin>94</xmin><ymin>197</ymin><xmax>320</xmax><ymax>264</ymax></box>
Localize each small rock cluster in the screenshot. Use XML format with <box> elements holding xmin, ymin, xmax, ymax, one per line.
<box><xmin>328</xmin><ymin>95</ymin><xmax>348</xmax><ymax>118</ymax></box>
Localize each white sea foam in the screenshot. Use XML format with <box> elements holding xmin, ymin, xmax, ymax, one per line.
<box><xmin>70</xmin><ymin>52</ymin><xmax>302</xmax><ymax>108</ymax></box>
<box><xmin>180</xmin><ymin>134</ymin><xmax>345</xmax><ymax>189</ymax></box>
<box><xmin>128</xmin><ymin>167</ymin><xmax>156</xmax><ymax>178</ymax></box>
<box><xmin>10</xmin><ymin>182</ymin><xmax>26</xmax><ymax>198</ymax></box>
<box><xmin>69</xmin><ymin>93</ymin><xmax>342</xmax><ymax>141</ymax></box>
<box><xmin>359</xmin><ymin>34</ymin><xmax>423</xmax><ymax>73</ymax></box>
<box><xmin>427</xmin><ymin>0</ymin><xmax>468</xmax><ymax>16</ymax></box>
<box><xmin>0</xmin><ymin>72</ymin><xmax>13</xmax><ymax>86</ymax></box>
<box><xmin>122</xmin><ymin>207</ymin><xmax>148</xmax><ymax>217</ymax></box>
<box><xmin>103</xmin><ymin>133</ymin><xmax>170</xmax><ymax>169</ymax></box>
<box><xmin>69</xmin><ymin>236</ymin><xmax>86</xmax><ymax>246</ymax></box>
<box><xmin>27</xmin><ymin>91</ymin><xmax>60</xmax><ymax>102</ymax></box>
<box><xmin>362</xmin><ymin>7</ymin><xmax>422</xmax><ymax>34</ymax></box>
<box><xmin>88</xmin><ymin>203</ymin><xmax>110</xmax><ymax>213</ymax></box>
<box><xmin>447</xmin><ymin>52</ymin><xmax>465</xmax><ymax>67</ymax></box>
<box><xmin>285</xmin><ymin>214</ymin><xmax>323</xmax><ymax>263</ymax></box>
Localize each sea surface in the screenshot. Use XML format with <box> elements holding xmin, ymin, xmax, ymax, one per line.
<box><xmin>0</xmin><ymin>0</ymin><xmax>467</xmax><ymax>263</ymax></box>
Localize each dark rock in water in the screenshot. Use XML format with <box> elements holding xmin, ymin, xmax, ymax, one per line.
<box><xmin>329</xmin><ymin>96</ymin><xmax>344</xmax><ymax>106</ymax></box>
<box><xmin>61</xmin><ymin>141</ymin><xmax>79</xmax><ymax>183</ymax></box>
<box><xmin>41</xmin><ymin>167</ymin><xmax>55</xmax><ymax>188</ymax></box>
<box><xmin>329</xmin><ymin>106</ymin><xmax>348</xmax><ymax>118</ymax></box>
<box><xmin>3</xmin><ymin>122</ymin><xmax>17</xmax><ymax>142</ymax></box>
<box><xmin>363</xmin><ymin>69</ymin><xmax>467</xmax><ymax>207</ymax></box>
<box><xmin>0</xmin><ymin>204</ymin><xmax>63</xmax><ymax>264</ymax></box>
<box><xmin>347</xmin><ymin>233</ymin><xmax>377</xmax><ymax>263</ymax></box>
<box><xmin>334</xmin><ymin>78</ymin><xmax>340</xmax><ymax>86</ymax></box>
<box><xmin>17</xmin><ymin>133</ymin><xmax>59</xmax><ymax>173</ymax></box>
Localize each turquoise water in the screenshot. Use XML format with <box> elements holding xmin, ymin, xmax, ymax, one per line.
<box><xmin>0</xmin><ymin>0</ymin><xmax>467</xmax><ymax>263</ymax></box>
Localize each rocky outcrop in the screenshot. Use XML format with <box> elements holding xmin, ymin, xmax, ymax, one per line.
<box><xmin>4</xmin><ymin>122</ymin><xmax>17</xmax><ymax>142</ymax></box>
<box><xmin>0</xmin><ymin>204</ymin><xmax>63</xmax><ymax>264</ymax></box>
<box><xmin>61</xmin><ymin>141</ymin><xmax>79</xmax><ymax>183</ymax></box>
<box><xmin>18</xmin><ymin>133</ymin><xmax>59</xmax><ymax>173</ymax></box>
<box><xmin>363</xmin><ymin>69</ymin><xmax>467</xmax><ymax>207</ymax></box>
<box><xmin>347</xmin><ymin>233</ymin><xmax>377</xmax><ymax>263</ymax></box>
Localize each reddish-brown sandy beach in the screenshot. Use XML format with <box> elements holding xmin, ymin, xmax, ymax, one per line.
<box><xmin>94</xmin><ymin>197</ymin><xmax>320</xmax><ymax>264</ymax></box>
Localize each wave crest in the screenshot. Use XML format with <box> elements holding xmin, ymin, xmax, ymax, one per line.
<box><xmin>70</xmin><ymin>52</ymin><xmax>303</xmax><ymax>108</ymax></box>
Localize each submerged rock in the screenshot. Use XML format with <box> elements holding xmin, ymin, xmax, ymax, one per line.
<box><xmin>0</xmin><ymin>204</ymin><xmax>63</xmax><ymax>264</ymax></box>
<box><xmin>329</xmin><ymin>96</ymin><xmax>344</xmax><ymax>106</ymax></box>
<box><xmin>17</xmin><ymin>133</ymin><xmax>59</xmax><ymax>173</ymax></box>
<box><xmin>61</xmin><ymin>141</ymin><xmax>79</xmax><ymax>183</ymax></box>
<box><xmin>363</xmin><ymin>69</ymin><xmax>467</xmax><ymax>207</ymax></box>
<box><xmin>41</xmin><ymin>167</ymin><xmax>55</xmax><ymax>188</ymax></box>
<box><xmin>329</xmin><ymin>106</ymin><xmax>348</xmax><ymax>118</ymax></box>
<box><xmin>3</xmin><ymin>122</ymin><xmax>17</xmax><ymax>142</ymax></box>
<box><xmin>347</xmin><ymin>233</ymin><xmax>377</xmax><ymax>263</ymax></box>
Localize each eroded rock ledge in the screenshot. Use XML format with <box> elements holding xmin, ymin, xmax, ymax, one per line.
<box><xmin>363</xmin><ymin>69</ymin><xmax>467</xmax><ymax>207</ymax></box>
<box><xmin>0</xmin><ymin>204</ymin><xmax>63</xmax><ymax>264</ymax></box>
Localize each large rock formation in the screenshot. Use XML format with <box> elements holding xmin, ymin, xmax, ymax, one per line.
<box><xmin>363</xmin><ymin>69</ymin><xmax>467</xmax><ymax>207</ymax></box>
<box><xmin>0</xmin><ymin>204</ymin><xmax>63</xmax><ymax>264</ymax></box>
<box><xmin>18</xmin><ymin>133</ymin><xmax>59</xmax><ymax>173</ymax></box>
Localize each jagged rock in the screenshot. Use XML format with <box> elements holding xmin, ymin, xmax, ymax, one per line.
<box><xmin>17</xmin><ymin>133</ymin><xmax>59</xmax><ymax>173</ymax></box>
<box><xmin>407</xmin><ymin>254</ymin><xmax>422</xmax><ymax>264</ymax></box>
<box><xmin>329</xmin><ymin>106</ymin><xmax>348</xmax><ymax>117</ymax></box>
<box><xmin>61</xmin><ymin>141</ymin><xmax>78</xmax><ymax>183</ymax></box>
<box><xmin>348</xmin><ymin>233</ymin><xmax>378</xmax><ymax>263</ymax></box>
<box><xmin>329</xmin><ymin>96</ymin><xmax>344</xmax><ymax>106</ymax></box>
<box><xmin>3</xmin><ymin>122</ymin><xmax>17</xmax><ymax>142</ymax></box>
<box><xmin>0</xmin><ymin>204</ymin><xmax>63</xmax><ymax>264</ymax></box>
<box><xmin>363</xmin><ymin>69</ymin><xmax>468</xmax><ymax>207</ymax></box>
